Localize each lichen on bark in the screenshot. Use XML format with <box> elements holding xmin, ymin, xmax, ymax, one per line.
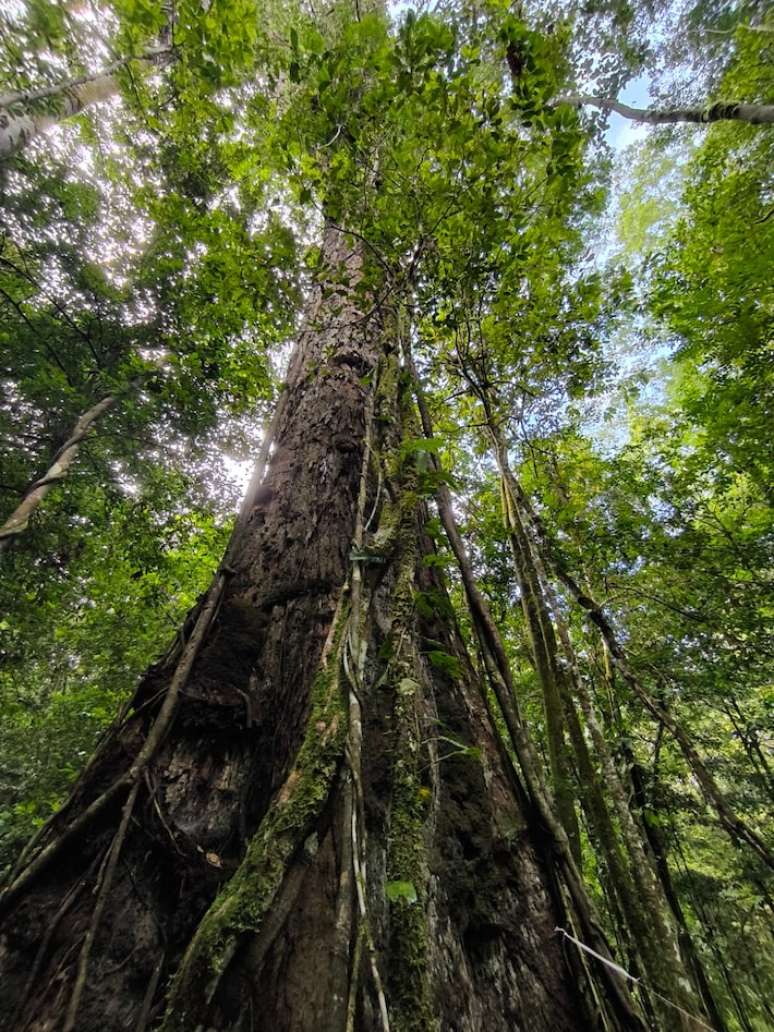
<box><xmin>384</xmin><ymin>542</ymin><xmax>437</xmax><ymax>1032</ymax></box>
<box><xmin>159</xmin><ymin>598</ymin><xmax>350</xmax><ymax>1030</ymax></box>
<box><xmin>375</xmin><ymin>377</ymin><xmax>442</xmax><ymax>1032</ymax></box>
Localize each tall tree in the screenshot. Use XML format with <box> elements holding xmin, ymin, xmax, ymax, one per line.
<box><xmin>0</xmin><ymin>217</ymin><xmax>600</xmax><ymax>1032</ymax></box>
<box><xmin>0</xmin><ymin>1</ymin><xmax>771</xmax><ymax>1030</ymax></box>
<box><xmin>0</xmin><ymin>5</ymin><xmax>634</xmax><ymax>1030</ymax></box>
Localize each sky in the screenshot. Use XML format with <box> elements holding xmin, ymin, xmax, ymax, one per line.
<box><xmin>605</xmin><ymin>73</ymin><xmax>652</xmax><ymax>153</ymax></box>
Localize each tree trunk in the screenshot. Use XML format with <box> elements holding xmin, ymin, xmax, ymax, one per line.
<box><xmin>519</xmin><ymin>495</ymin><xmax>774</xmax><ymax>872</ymax></box>
<box><xmin>492</xmin><ymin>444</ymin><xmax>702</xmax><ymax>1028</ymax></box>
<box><xmin>0</xmin><ymin>47</ymin><xmax>170</xmax><ymax>159</ymax></box>
<box><xmin>0</xmin><ymin>392</ymin><xmax>116</xmax><ymax>553</ymax></box>
<box><xmin>496</xmin><ymin>474</ymin><xmax>582</xmax><ymax>866</ymax></box>
<box><xmin>0</xmin><ymin>227</ymin><xmax>588</xmax><ymax>1032</ymax></box>
<box><xmin>628</xmin><ymin>760</ymin><xmax>729</xmax><ymax>1032</ymax></box>
<box><xmin>404</xmin><ymin>346</ymin><xmax>646</xmax><ymax>1032</ymax></box>
<box><xmin>552</xmin><ymin>95</ymin><xmax>774</xmax><ymax>126</ymax></box>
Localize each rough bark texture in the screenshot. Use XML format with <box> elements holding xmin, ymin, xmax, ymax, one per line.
<box><xmin>0</xmin><ymin>228</ymin><xmax>586</xmax><ymax>1032</ymax></box>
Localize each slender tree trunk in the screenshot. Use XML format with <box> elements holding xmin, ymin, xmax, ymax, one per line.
<box><xmin>628</xmin><ymin>760</ymin><xmax>729</xmax><ymax>1032</ymax></box>
<box><xmin>496</xmin><ymin>474</ymin><xmax>582</xmax><ymax>865</ymax></box>
<box><xmin>0</xmin><ymin>392</ymin><xmax>116</xmax><ymax>552</ymax></box>
<box><xmin>0</xmin><ymin>228</ymin><xmax>589</xmax><ymax>1032</ymax></box>
<box><xmin>723</xmin><ymin>699</ymin><xmax>774</xmax><ymax>797</ymax></box>
<box><xmin>552</xmin><ymin>95</ymin><xmax>774</xmax><ymax>126</ymax></box>
<box><xmin>487</xmin><ymin>426</ymin><xmax>702</xmax><ymax>1029</ymax></box>
<box><xmin>505</xmin><ymin>41</ymin><xmax>774</xmax><ymax>128</ymax></box>
<box><xmin>404</xmin><ymin>345</ymin><xmax>648</xmax><ymax>1032</ymax></box>
<box><xmin>0</xmin><ymin>46</ymin><xmax>170</xmax><ymax>159</ymax></box>
<box><xmin>523</xmin><ymin>501</ymin><xmax>774</xmax><ymax>872</ymax></box>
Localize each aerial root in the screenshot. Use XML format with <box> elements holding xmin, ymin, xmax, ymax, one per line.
<box><xmin>63</xmin><ymin>778</ymin><xmax>141</xmax><ymax>1032</ymax></box>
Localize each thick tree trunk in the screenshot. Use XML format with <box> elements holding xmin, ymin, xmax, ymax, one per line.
<box><xmin>0</xmin><ymin>228</ymin><xmax>587</xmax><ymax>1032</ymax></box>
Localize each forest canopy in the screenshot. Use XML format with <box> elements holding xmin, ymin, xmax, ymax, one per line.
<box><xmin>0</xmin><ymin>2</ymin><xmax>771</xmax><ymax>1031</ymax></box>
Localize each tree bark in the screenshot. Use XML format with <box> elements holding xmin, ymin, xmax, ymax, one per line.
<box><xmin>0</xmin><ymin>392</ymin><xmax>117</xmax><ymax>552</ymax></box>
<box><xmin>0</xmin><ymin>228</ymin><xmax>588</xmax><ymax>1032</ymax></box>
<box><xmin>553</xmin><ymin>95</ymin><xmax>774</xmax><ymax>126</ymax></box>
<box><xmin>0</xmin><ymin>46</ymin><xmax>170</xmax><ymax>159</ymax></box>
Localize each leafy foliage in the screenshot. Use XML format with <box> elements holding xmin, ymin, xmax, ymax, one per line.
<box><xmin>0</xmin><ymin>0</ymin><xmax>772</xmax><ymax>1025</ymax></box>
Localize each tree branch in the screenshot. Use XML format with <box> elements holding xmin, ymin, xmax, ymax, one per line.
<box><xmin>555</xmin><ymin>94</ymin><xmax>774</xmax><ymax>126</ymax></box>
<box><xmin>0</xmin><ymin>45</ymin><xmax>173</xmax><ymax>159</ymax></box>
<box><xmin>0</xmin><ymin>45</ymin><xmax>172</xmax><ymax>110</ymax></box>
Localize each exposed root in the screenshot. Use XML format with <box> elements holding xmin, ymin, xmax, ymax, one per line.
<box><xmin>63</xmin><ymin>778</ymin><xmax>141</xmax><ymax>1032</ymax></box>
<box><xmin>11</xmin><ymin>855</ymin><xmax>95</xmax><ymax>1027</ymax></box>
<box><xmin>134</xmin><ymin>950</ymin><xmax>166</xmax><ymax>1032</ymax></box>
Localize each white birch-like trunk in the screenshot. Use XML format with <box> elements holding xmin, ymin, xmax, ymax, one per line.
<box><xmin>0</xmin><ymin>46</ymin><xmax>170</xmax><ymax>158</ymax></box>
<box><xmin>0</xmin><ymin>76</ymin><xmax>117</xmax><ymax>158</ymax></box>
<box><xmin>0</xmin><ymin>394</ymin><xmax>115</xmax><ymax>551</ymax></box>
<box><xmin>554</xmin><ymin>94</ymin><xmax>774</xmax><ymax>126</ymax></box>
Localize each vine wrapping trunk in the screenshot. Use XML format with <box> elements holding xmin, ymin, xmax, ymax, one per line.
<box><xmin>0</xmin><ymin>226</ymin><xmax>588</xmax><ymax>1032</ymax></box>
